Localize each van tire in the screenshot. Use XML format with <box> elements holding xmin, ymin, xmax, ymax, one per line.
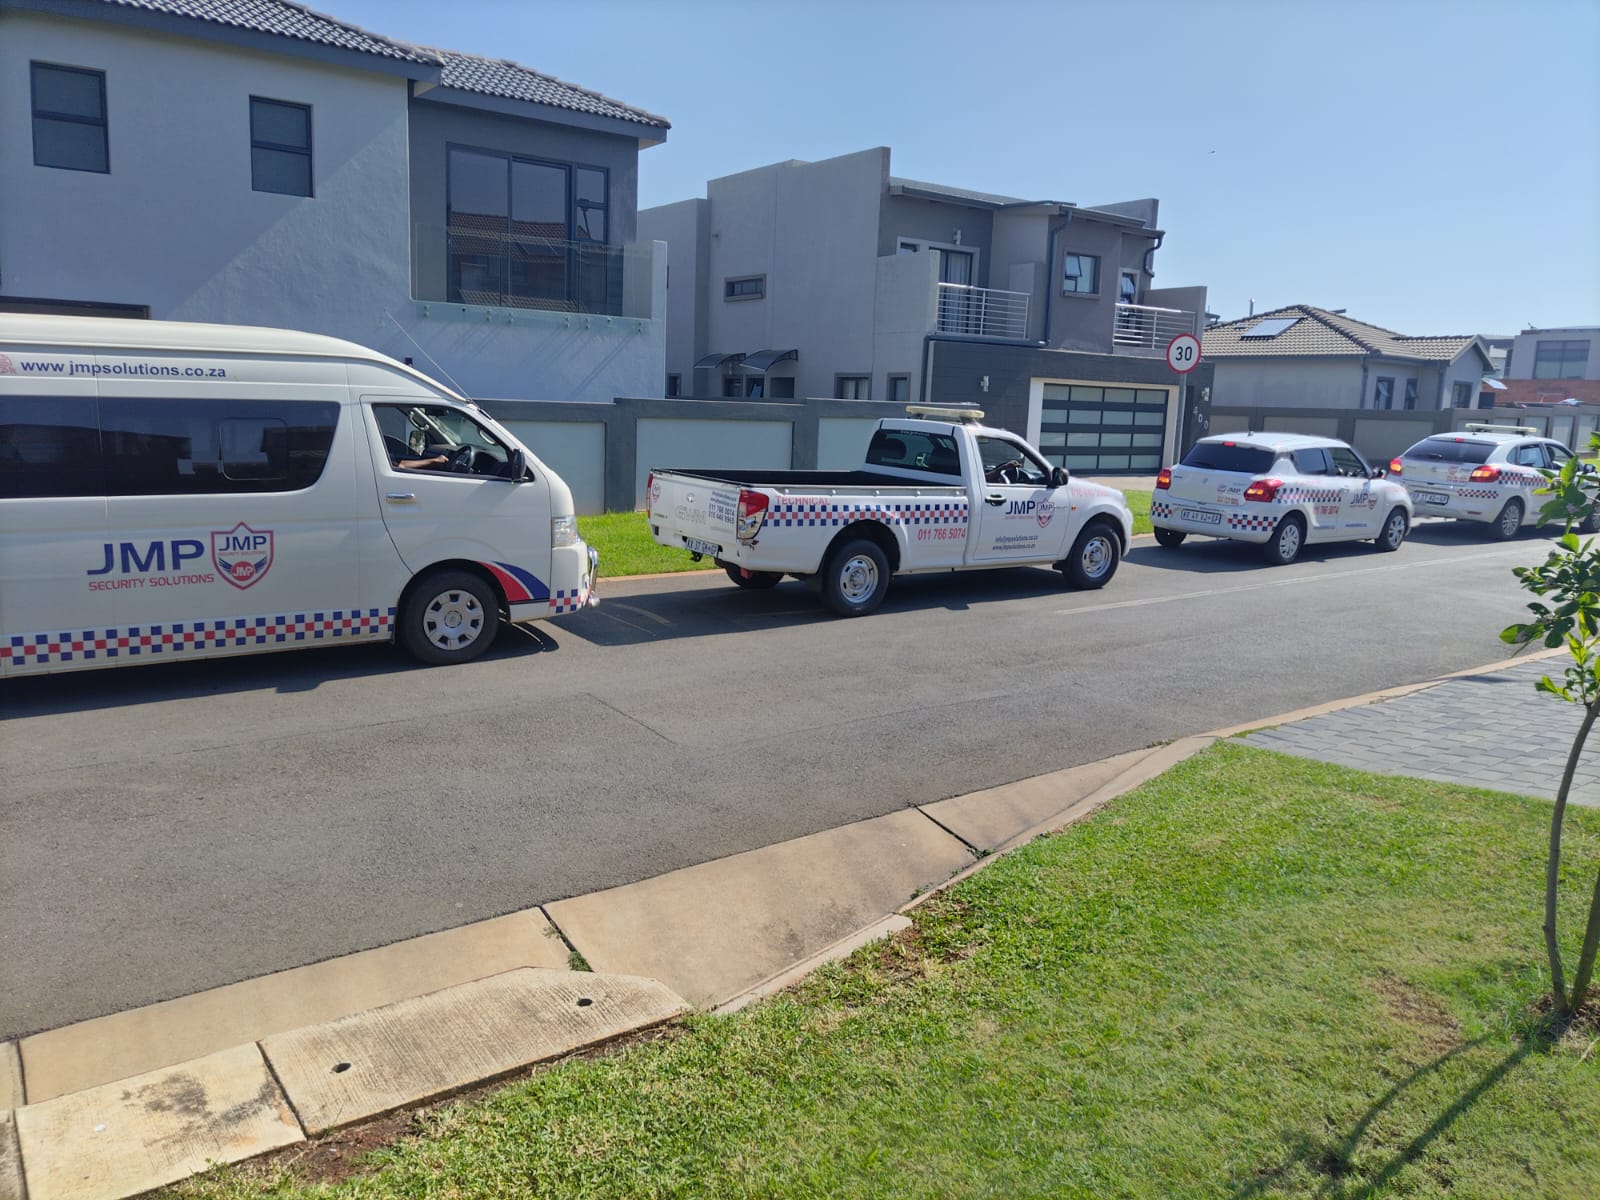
<box><xmin>722</xmin><ymin>563</ymin><xmax>783</xmax><ymax>589</ymax></box>
<box><xmin>400</xmin><ymin>569</ymin><xmax>498</xmax><ymax>665</ymax></box>
<box><xmin>822</xmin><ymin>538</ymin><xmax>890</xmax><ymax>616</ymax></box>
<box><xmin>1061</xmin><ymin>521</ymin><xmax>1121</xmax><ymax>589</ymax></box>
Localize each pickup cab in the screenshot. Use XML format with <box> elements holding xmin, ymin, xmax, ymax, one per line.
<box><xmin>645</xmin><ymin>407</ymin><xmax>1133</xmax><ymax>616</ymax></box>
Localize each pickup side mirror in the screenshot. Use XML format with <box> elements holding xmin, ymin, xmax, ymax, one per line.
<box><xmin>1050</xmin><ymin>466</ymin><xmax>1070</xmax><ymax>488</ymax></box>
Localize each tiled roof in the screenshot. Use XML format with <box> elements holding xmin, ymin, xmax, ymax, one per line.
<box><xmin>99</xmin><ymin>0</ymin><xmax>439</xmax><ymax>64</ymax></box>
<box><xmin>435</xmin><ymin>50</ymin><xmax>670</xmax><ymax>130</ymax></box>
<box><xmin>1204</xmin><ymin>304</ymin><xmax>1485</xmax><ymax>364</ymax></box>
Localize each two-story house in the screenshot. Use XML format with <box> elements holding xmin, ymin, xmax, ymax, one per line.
<box><xmin>1</xmin><ymin>0</ymin><xmax>670</xmax><ymax>401</ymax></box>
<box><xmin>639</xmin><ymin>147</ymin><xmax>1211</xmax><ymax>475</ymax></box>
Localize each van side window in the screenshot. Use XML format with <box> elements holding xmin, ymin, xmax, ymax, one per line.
<box><xmin>99</xmin><ymin>397</ymin><xmax>339</xmax><ymax>495</ymax></box>
<box><xmin>373</xmin><ymin>403</ymin><xmax>518</xmax><ymax>478</ymax></box>
<box><xmin>0</xmin><ymin>395</ymin><xmax>103</xmax><ymax>498</ymax></box>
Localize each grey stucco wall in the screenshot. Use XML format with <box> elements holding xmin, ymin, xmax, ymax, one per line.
<box><xmin>1507</xmin><ymin>329</ymin><xmax>1600</xmax><ymax>380</ymax></box>
<box><xmin>638</xmin><ymin>197</ymin><xmax>708</xmax><ymax>389</ymax></box>
<box><xmin>1211</xmin><ymin>359</ymin><xmax>1364</xmax><ymax>408</ymax></box>
<box><xmin>878</xmin><ymin>194</ymin><xmax>994</xmax><ymax>284</ymax></box>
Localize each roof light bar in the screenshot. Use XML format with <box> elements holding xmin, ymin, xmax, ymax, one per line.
<box><xmin>905</xmin><ymin>405</ymin><xmax>985</xmax><ymax>422</ymax></box>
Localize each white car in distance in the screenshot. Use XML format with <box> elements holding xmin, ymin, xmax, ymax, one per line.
<box><xmin>1151</xmin><ymin>431</ymin><xmax>1412</xmax><ymax>565</ymax></box>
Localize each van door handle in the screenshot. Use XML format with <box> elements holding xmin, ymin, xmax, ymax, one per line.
<box><xmin>985</xmin><ymin>492</ymin><xmax>1006</xmax><ymax>506</ymax></box>
<box><xmin>385</xmin><ymin>492</ymin><xmax>416</xmax><ymax>503</ymax></box>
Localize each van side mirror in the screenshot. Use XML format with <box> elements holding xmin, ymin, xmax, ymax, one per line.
<box><xmin>507</xmin><ymin>449</ymin><xmax>527</xmax><ymax>481</ymax></box>
<box><xmin>1050</xmin><ymin>466</ymin><xmax>1070</xmax><ymax>488</ymax></box>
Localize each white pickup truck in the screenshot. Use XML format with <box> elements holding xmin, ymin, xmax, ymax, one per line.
<box><xmin>645</xmin><ymin>407</ymin><xmax>1133</xmax><ymax>616</ymax></box>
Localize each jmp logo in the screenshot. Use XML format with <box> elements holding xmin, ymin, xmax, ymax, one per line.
<box><xmin>211</xmin><ymin>522</ymin><xmax>274</xmax><ymax>590</ymax></box>
<box><xmin>0</xmin><ymin>353</ymin><xmax>15</xmax><ymax>376</ymax></box>
<box><xmin>1034</xmin><ymin>498</ymin><xmax>1056</xmax><ymax>528</ymax></box>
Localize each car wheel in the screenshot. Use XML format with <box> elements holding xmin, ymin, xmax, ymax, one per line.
<box><xmin>722</xmin><ymin>563</ymin><xmax>783</xmax><ymax>589</ymax></box>
<box><xmin>399</xmin><ymin>569</ymin><xmax>498</xmax><ymax>665</ymax></box>
<box><xmin>1062</xmin><ymin>521</ymin><xmax>1121</xmax><ymax>589</ymax></box>
<box><xmin>1488</xmin><ymin>498</ymin><xmax>1523</xmax><ymax>541</ymax></box>
<box><xmin>821</xmin><ymin>538</ymin><xmax>890</xmax><ymax>617</ymax></box>
<box><xmin>1261</xmin><ymin>515</ymin><xmax>1305</xmax><ymax>566</ymax></box>
<box><xmin>1374</xmin><ymin>508</ymin><xmax>1408</xmax><ymax>552</ymax></box>
<box><xmin>1153</xmin><ymin>527</ymin><xmax>1186</xmax><ymax>549</ymax></box>
<box><xmin>1579</xmin><ymin>504</ymin><xmax>1600</xmax><ymax>536</ymax></box>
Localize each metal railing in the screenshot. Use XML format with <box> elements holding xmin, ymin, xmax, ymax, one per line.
<box><xmin>936</xmin><ymin>283</ymin><xmax>1030</xmax><ymax>339</ymax></box>
<box><xmin>411</xmin><ymin>223</ymin><xmax>655</xmax><ymax>318</ymax></box>
<box><xmin>1112</xmin><ymin>303</ymin><xmax>1198</xmax><ymax>353</ymax></box>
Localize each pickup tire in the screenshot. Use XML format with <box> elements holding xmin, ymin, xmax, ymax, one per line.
<box><xmin>722</xmin><ymin>563</ymin><xmax>783</xmax><ymax>589</ymax></box>
<box><xmin>822</xmin><ymin>538</ymin><xmax>890</xmax><ymax>616</ymax></box>
<box><xmin>1061</xmin><ymin>521</ymin><xmax>1121</xmax><ymax>589</ymax></box>
<box><xmin>399</xmin><ymin>568</ymin><xmax>498</xmax><ymax>665</ymax></box>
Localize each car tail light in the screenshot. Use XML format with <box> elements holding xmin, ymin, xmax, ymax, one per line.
<box><xmin>1389</xmin><ymin>458</ymin><xmax>1403</xmax><ymax>475</ymax></box>
<box><xmin>1469</xmin><ymin>464</ymin><xmax>1502</xmax><ymax>482</ymax></box>
<box><xmin>736</xmin><ymin>488</ymin><xmax>770</xmax><ymax>540</ymax></box>
<box><xmin>1155</xmin><ymin>467</ymin><xmax>1172</xmax><ymax>491</ymax></box>
<box><xmin>1244</xmin><ymin>477</ymin><xmax>1284</xmax><ymax>502</ymax></box>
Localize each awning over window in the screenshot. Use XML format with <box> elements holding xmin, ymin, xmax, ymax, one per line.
<box><xmin>694</xmin><ymin>352</ymin><xmax>744</xmax><ymax>368</ymax></box>
<box><xmin>740</xmin><ymin>348</ymin><xmax>798</xmax><ymax>373</ymax></box>
<box><xmin>1481</xmin><ymin>377</ymin><xmax>1507</xmax><ymax>391</ymax></box>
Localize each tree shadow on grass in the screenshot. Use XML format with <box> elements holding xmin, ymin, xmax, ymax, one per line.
<box><xmin>1231</xmin><ymin>1032</ymin><xmax>1545</xmax><ymax>1198</ymax></box>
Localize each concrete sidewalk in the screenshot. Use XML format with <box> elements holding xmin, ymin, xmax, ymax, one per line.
<box><xmin>0</xmin><ymin>649</ymin><xmax>1577</xmax><ymax>1200</ymax></box>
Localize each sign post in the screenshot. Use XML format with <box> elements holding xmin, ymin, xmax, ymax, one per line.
<box><xmin>1166</xmin><ymin>333</ymin><xmax>1203</xmax><ymax>456</ymax></box>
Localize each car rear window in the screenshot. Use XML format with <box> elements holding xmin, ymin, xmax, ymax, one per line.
<box><xmin>1402</xmin><ymin>437</ymin><xmax>1494</xmax><ymax>465</ymax></box>
<box><xmin>1180</xmin><ymin>442</ymin><xmax>1276</xmax><ymax>474</ymax></box>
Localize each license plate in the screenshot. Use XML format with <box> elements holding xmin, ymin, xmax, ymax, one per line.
<box><xmin>1415</xmin><ymin>491</ymin><xmax>1449</xmax><ymax>505</ymax></box>
<box><xmin>1180</xmin><ymin>508</ymin><xmax>1222</xmax><ymax>525</ymax></box>
<box><xmin>684</xmin><ymin>537</ymin><xmax>721</xmax><ymax>557</ymax></box>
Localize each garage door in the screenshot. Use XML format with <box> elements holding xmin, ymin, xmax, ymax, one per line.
<box><xmin>1037</xmin><ymin>383</ymin><xmax>1169</xmax><ymax>472</ymax></box>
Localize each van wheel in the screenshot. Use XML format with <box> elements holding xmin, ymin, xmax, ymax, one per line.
<box><xmin>1262</xmin><ymin>515</ymin><xmax>1305</xmax><ymax>565</ymax></box>
<box><xmin>1374</xmin><ymin>508</ymin><xmax>1408</xmax><ymax>552</ymax></box>
<box><xmin>1488</xmin><ymin>498</ymin><xmax>1523</xmax><ymax>541</ymax></box>
<box><xmin>400</xmin><ymin>570</ymin><xmax>498</xmax><ymax>664</ymax></box>
<box><xmin>1154</xmin><ymin>527</ymin><xmax>1186</xmax><ymax>548</ymax></box>
<box><xmin>722</xmin><ymin>563</ymin><xmax>783</xmax><ymax>589</ymax></box>
<box><xmin>822</xmin><ymin>538</ymin><xmax>890</xmax><ymax>616</ymax></box>
<box><xmin>1062</xmin><ymin>521</ymin><xmax>1120</xmax><ymax>589</ymax></box>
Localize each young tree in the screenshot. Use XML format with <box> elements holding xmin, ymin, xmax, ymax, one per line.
<box><xmin>1501</xmin><ymin>440</ymin><xmax>1600</xmax><ymax>1018</ymax></box>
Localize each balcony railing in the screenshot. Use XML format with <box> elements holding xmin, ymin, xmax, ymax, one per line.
<box><xmin>936</xmin><ymin>283</ymin><xmax>1030</xmax><ymax>339</ymax></box>
<box><xmin>411</xmin><ymin>223</ymin><xmax>655</xmax><ymax>319</ymax></box>
<box><xmin>1112</xmin><ymin>303</ymin><xmax>1198</xmax><ymax>354</ymax></box>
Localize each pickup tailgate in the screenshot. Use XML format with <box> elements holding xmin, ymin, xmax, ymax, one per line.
<box><xmin>647</xmin><ymin>472</ymin><xmax>743</xmax><ymax>557</ymax></box>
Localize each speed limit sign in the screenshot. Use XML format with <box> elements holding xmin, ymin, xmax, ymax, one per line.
<box><xmin>1166</xmin><ymin>333</ymin><xmax>1202</xmax><ymax>374</ymax></box>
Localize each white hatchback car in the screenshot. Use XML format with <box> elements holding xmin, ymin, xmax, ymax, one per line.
<box><xmin>1151</xmin><ymin>432</ymin><xmax>1413</xmax><ymax>565</ymax></box>
<box><xmin>1391</xmin><ymin>424</ymin><xmax>1598</xmax><ymax>539</ymax></box>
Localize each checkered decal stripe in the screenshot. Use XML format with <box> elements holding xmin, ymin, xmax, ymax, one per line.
<box><xmin>549</xmin><ymin>584</ymin><xmax>591</xmax><ymax>614</ymax></box>
<box><xmin>2</xmin><ymin>609</ymin><xmax>394</xmax><ymax>668</ymax></box>
<box><xmin>1277</xmin><ymin>487</ymin><xmax>1342</xmax><ymax>505</ymax></box>
<box><xmin>1458</xmin><ymin>487</ymin><xmax>1501</xmax><ymax>500</ymax></box>
<box><xmin>763</xmin><ymin>499</ymin><xmax>969</xmax><ymax>529</ymax></box>
<box><xmin>1227</xmin><ymin>513</ymin><xmax>1277</xmax><ymax>532</ymax></box>
<box><xmin>1150</xmin><ymin>500</ymin><xmax>1174</xmax><ymax>519</ymax></box>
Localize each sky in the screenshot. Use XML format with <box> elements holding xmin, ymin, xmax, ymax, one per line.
<box><xmin>329</xmin><ymin>0</ymin><xmax>1600</xmax><ymax>337</ymax></box>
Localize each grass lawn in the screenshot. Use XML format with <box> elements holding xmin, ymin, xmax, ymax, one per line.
<box><xmin>580</xmin><ymin>490</ymin><xmax>1153</xmax><ymax>579</ymax></box>
<box><xmin>176</xmin><ymin>743</ymin><xmax>1600</xmax><ymax>1199</ymax></box>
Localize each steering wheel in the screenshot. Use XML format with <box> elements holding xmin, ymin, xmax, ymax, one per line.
<box><xmin>986</xmin><ymin>458</ymin><xmax>1024</xmax><ymax>485</ymax></box>
<box><xmin>448</xmin><ymin>445</ymin><xmax>476</xmax><ymax>474</ymax></box>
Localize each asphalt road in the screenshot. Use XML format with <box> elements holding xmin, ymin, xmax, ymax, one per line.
<box><xmin>0</xmin><ymin>521</ymin><xmax>1562</xmax><ymax>1038</ymax></box>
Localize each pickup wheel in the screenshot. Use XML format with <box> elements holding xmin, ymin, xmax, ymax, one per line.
<box><xmin>1061</xmin><ymin>521</ymin><xmax>1121</xmax><ymax>589</ymax></box>
<box><xmin>822</xmin><ymin>538</ymin><xmax>890</xmax><ymax>617</ymax></box>
<box><xmin>722</xmin><ymin>563</ymin><xmax>783</xmax><ymax>589</ymax></box>
<box><xmin>399</xmin><ymin>569</ymin><xmax>498</xmax><ymax>665</ymax></box>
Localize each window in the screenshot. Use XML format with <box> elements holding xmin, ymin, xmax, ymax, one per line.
<box><xmin>1180</xmin><ymin>442</ymin><xmax>1276</xmax><ymax>474</ymax></box>
<box><xmin>1534</xmin><ymin>339</ymin><xmax>1589</xmax><ymax>380</ymax></box>
<box><xmin>1403</xmin><ymin>379</ymin><xmax>1418</xmax><ymax>410</ymax></box>
<box><xmin>976</xmin><ymin>435</ymin><xmax>1049</xmax><ymax>486</ymax></box>
<box><xmin>1062</xmin><ymin>253</ymin><xmax>1099</xmax><ymax>295</ymax></box>
<box><xmin>372</xmin><ymin>403</ymin><xmax>517</xmax><ymax>479</ymax></box>
<box><xmin>0</xmin><ymin>395</ymin><xmax>102</xmax><ymax>498</ymax></box>
<box><xmin>1511</xmin><ymin>442</ymin><xmax>1548</xmax><ymax>469</ymax></box>
<box><xmin>866</xmin><ymin>428</ymin><xmax>961</xmax><ymax>475</ymax></box>
<box><xmin>744</xmin><ymin>377</ymin><xmax>764</xmax><ymax>399</ymax></box>
<box><xmin>665</xmin><ymin>374</ymin><xmax>681</xmax><ymax>398</ymax></box>
<box><xmin>1290</xmin><ymin>447</ymin><xmax>1332</xmax><ymax>475</ymax></box>
<box><xmin>1328</xmin><ymin>446</ymin><xmax>1371</xmax><ymax>477</ymax></box>
<box><xmin>1119</xmin><ymin>273</ymin><xmax>1139</xmax><ymax>304</ymax></box>
<box><xmin>724</xmin><ymin>276</ymin><xmax>765</xmax><ymax>300</ymax></box>
<box><xmin>837</xmin><ymin>376</ymin><xmax>870</xmax><ymax>400</ymax></box>
<box><xmin>250</xmin><ymin>97</ymin><xmax>312</xmax><ymax>197</ymax></box>
<box><xmin>1373</xmin><ymin>378</ymin><xmax>1395</xmax><ymax>410</ymax></box>
<box><xmin>445</xmin><ymin>146</ymin><xmax>612</xmax><ymax>310</ymax></box>
<box><xmin>1452</xmin><ymin>381</ymin><xmax>1473</xmax><ymax>409</ymax></box>
<box><xmin>1403</xmin><ymin>437</ymin><xmax>1493</xmax><ymax>465</ymax></box>
<box><xmin>888</xmin><ymin>375</ymin><xmax>910</xmax><ymax>404</ymax></box>
<box><xmin>31</xmin><ymin>62</ymin><xmax>108</xmax><ymax>173</ymax></box>
<box><xmin>769</xmin><ymin>377</ymin><xmax>796</xmax><ymax>399</ymax></box>
<box><xmin>1241</xmin><ymin>317</ymin><xmax>1299</xmax><ymax>338</ymax></box>
<box><xmin>722</xmin><ymin>377</ymin><xmax>742</xmax><ymax>398</ymax></box>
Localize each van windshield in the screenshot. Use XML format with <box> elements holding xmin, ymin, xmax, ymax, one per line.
<box><xmin>1181</xmin><ymin>442</ymin><xmax>1276</xmax><ymax>474</ymax></box>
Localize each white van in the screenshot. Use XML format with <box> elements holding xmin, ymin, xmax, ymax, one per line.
<box><xmin>0</xmin><ymin>315</ymin><xmax>597</xmax><ymax>677</ymax></box>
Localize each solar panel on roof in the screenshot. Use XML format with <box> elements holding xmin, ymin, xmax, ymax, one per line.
<box><xmin>1241</xmin><ymin>317</ymin><xmax>1299</xmax><ymax>338</ymax></box>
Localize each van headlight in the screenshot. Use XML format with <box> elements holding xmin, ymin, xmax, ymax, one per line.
<box><xmin>551</xmin><ymin>515</ymin><xmax>578</xmax><ymax>547</ymax></box>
